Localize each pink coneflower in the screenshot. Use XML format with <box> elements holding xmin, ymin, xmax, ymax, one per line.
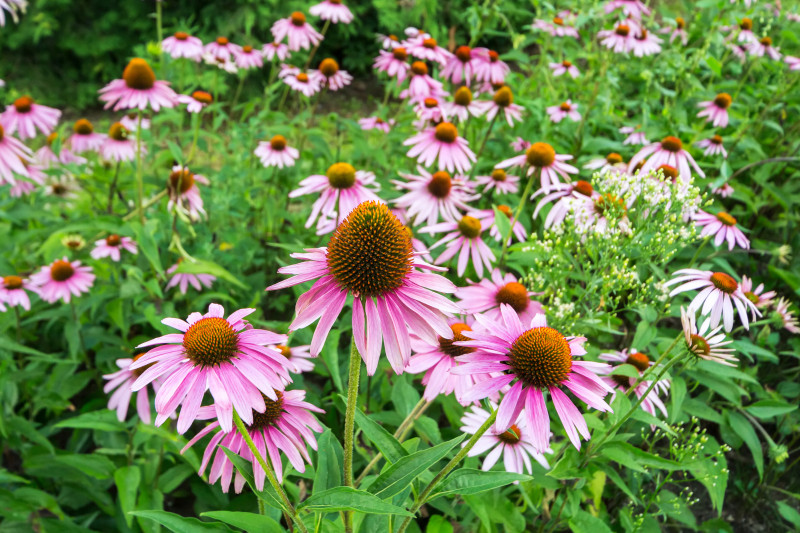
<box><xmin>0</xmin><ymin>274</ymin><xmax>35</xmax><ymax>310</ymax></box>
<box><xmin>309</xmin><ymin>0</ymin><xmax>353</xmax><ymax>23</ymax></box>
<box><xmin>267</xmin><ymin>201</ymin><xmax>460</xmax><ymax>375</ymax></box>
<box><xmin>774</xmin><ymin>298</ymin><xmax>800</xmax><ymax>334</ymax></box>
<box><xmin>162</xmin><ymin>31</ymin><xmax>204</xmax><ymax>61</ymax></box>
<box><xmin>714</xmin><ymin>183</ymin><xmax>734</xmax><ymax>197</ymax></box>
<box><xmin>455</xmin><ymin>269</ymin><xmax>544</xmax><ymax>324</ymax></box>
<box><xmin>0</xmin><ymin>123</ymin><xmax>32</xmax><ymax>184</ymax></box>
<box><xmin>697</xmin><ymin>93</ymin><xmax>732</xmax><ymax>128</ymax></box>
<box><xmin>584</xmin><ymin>153</ymin><xmax>626</xmax><ymax>176</ymax></box>
<box><xmin>374</xmin><ymin>47</ymin><xmax>411</xmax><ymax>82</ymax></box>
<box><xmin>786</xmin><ymin>56</ymin><xmax>800</xmax><ymax>71</ymax></box>
<box><xmin>67</xmin><ymin>119</ymin><xmax>106</xmax><ymax>153</ymax></box>
<box><xmin>255</xmin><ymin>135</ymin><xmax>299</xmax><ymax>169</ymax></box>
<box><xmin>461</xmin><ymin>404</ymin><xmax>551</xmax><ymax>474</ymax></box>
<box><xmin>442</xmin><ymin>45</ymin><xmax>487</xmax><ymax>85</ymax></box>
<box><xmin>696</xmin><ymin>135</ymin><xmax>727</xmax><ymax>158</ymax></box>
<box><xmin>598</xmin><ymin>349</ymin><xmax>668</xmax><ymax>420</ymax></box>
<box><xmin>483</xmin><ymin>87</ymin><xmax>524</xmax><ymax>127</ymax></box>
<box><xmin>290</xmin><ymin>162</ymin><xmax>381</xmax><ymax>229</ymax></box>
<box><xmin>203</xmin><ymin>37</ymin><xmax>241</xmax><ymax>63</ymax></box>
<box><xmin>9</xmin><ymin>164</ymin><xmax>45</xmax><ymax>197</ymax></box>
<box><xmin>0</xmin><ymin>0</ymin><xmax>25</xmax><ymax>25</ymax></box>
<box><xmin>177</xmin><ymin>90</ymin><xmax>213</xmax><ymax>114</ymax></box>
<box><xmin>273</xmin><ymin>344</ymin><xmax>315</xmax><ymax>375</ymax></box>
<box><xmin>378</xmin><ymin>33</ymin><xmax>402</xmax><ymax>49</ymax></box>
<box><xmin>0</xmin><ymin>96</ymin><xmax>61</xmax><ymax>140</ymax></box>
<box><xmin>748</xmin><ymin>36</ymin><xmax>781</xmax><ymax>60</ymax></box>
<box><xmin>311</xmin><ymin>58</ymin><xmax>352</xmax><ymax>90</ymax></box>
<box><xmin>531</xmin><ymin>180</ymin><xmax>595</xmax><ymax>229</ymax></box>
<box><xmin>283</xmin><ymin>70</ymin><xmax>321</xmax><ymax>97</ymax></box>
<box><xmin>271</xmin><ymin>12</ymin><xmax>323</xmax><ymax>52</ymax></box>
<box><xmin>100</xmin><ymin>123</ymin><xmax>138</xmax><ymax>163</ymax></box>
<box><xmin>549</xmin><ymin>60</ymin><xmax>580</xmax><ymax>78</ymax></box>
<box><xmin>358</xmin><ymin>116</ymin><xmax>394</xmax><ymax>133</ymax></box>
<box><xmin>666</xmin><ymin>270</ymin><xmax>760</xmax><ymax>331</ymax></box>
<box><xmin>204</xmin><ymin>52</ymin><xmax>238</xmax><ymax>74</ymax></box>
<box><xmin>30</xmin><ymin>258</ymin><xmax>95</xmax><ymax>304</ymax></box>
<box><xmin>511</xmin><ymin>137</ymin><xmax>531</xmax><ymax>152</ymax></box>
<box><xmin>131</xmin><ymin>304</ymin><xmax>292</xmax><ymax>433</ymax></box>
<box><xmin>406</xmin><ymin>35</ymin><xmax>453</xmax><ymax>66</ymax></box>
<box><xmin>182</xmin><ymin>389</ymin><xmax>323</xmax><ymax>491</ymax></box>
<box><xmin>393</xmin><ymin>168</ymin><xmax>477</xmax><ymax>226</ymax></box>
<box><xmin>598</xmin><ymin>23</ymin><xmax>634</xmax><ymax>53</ymax></box>
<box><xmin>404</xmin><ymin>122</ymin><xmax>476</xmax><ymax>174</ymax></box>
<box><xmin>45</xmin><ymin>175</ymin><xmax>80</xmax><ymax>202</ymax></box>
<box><xmin>167</xmin><ymin>166</ymin><xmax>209</xmax><ymax>221</ymax></box>
<box><xmin>422</xmin><ymin>215</ymin><xmax>495</xmax><ymax>278</ymax></box>
<box><xmin>233</xmin><ymin>45</ymin><xmax>264</xmax><ymax>70</ymax></box>
<box><xmin>694</xmin><ymin>211</ymin><xmax>749</xmax><ymax>251</ymax></box>
<box><xmin>727</xmin><ymin>43</ymin><xmax>748</xmax><ymax>63</ymax></box>
<box><xmin>444</xmin><ymin>86</ymin><xmax>486</xmax><ymax>123</ymax></box>
<box><xmin>470</xmin><ymin>206</ymin><xmax>527</xmax><ymax>245</ymax></box>
<box><xmin>103</xmin><ymin>356</ymin><xmax>161</xmax><ymax>423</ymax></box>
<box><xmin>546</xmin><ymin>100</ymin><xmax>581</xmax><ymax>123</ymax></box>
<box><xmin>262</xmin><ymin>41</ymin><xmax>290</xmax><ymax>61</ymax></box>
<box><xmin>532</xmin><ymin>15</ymin><xmax>580</xmax><ymax>39</ymax></box>
<box><xmin>620</xmin><ymin>125</ymin><xmax>648</xmax><ymax>145</ymax></box>
<box><xmin>497</xmin><ymin>142</ymin><xmax>579</xmax><ymax>192</ymax></box>
<box><xmin>400</xmin><ymin>61</ymin><xmax>448</xmax><ymax>102</ymax></box>
<box><xmin>414</xmin><ymin>97</ymin><xmax>448</xmax><ymax>123</ymax></box>
<box><xmin>604</xmin><ymin>0</ymin><xmax>650</xmax><ymax>19</ymax></box>
<box><xmin>740</xmin><ymin>276</ymin><xmax>776</xmax><ymax>308</ymax></box>
<box><xmin>629</xmin><ymin>136</ymin><xmax>704</xmax><ymax>182</ymax></box>
<box><xmin>476</xmin><ymin>168</ymin><xmax>520</xmax><ymax>195</ymax></box>
<box><xmin>454</xmin><ymin>310</ymin><xmax>612</xmax><ymax>451</ymax></box>
<box><xmin>630</xmin><ymin>29</ymin><xmax>662</xmax><ymax>57</ymax></box>
<box><xmin>91</xmin><ymin>234</ymin><xmax>138</xmax><ymax>262</ymax></box>
<box><xmin>476</xmin><ymin>50</ymin><xmax>511</xmax><ymax>84</ymax></box>
<box><xmin>35</xmin><ymin>132</ymin><xmax>86</xmax><ymax>168</ymax></box>
<box><xmin>406</xmin><ymin>318</ymin><xmax>495</xmax><ymax>404</ymax></box>
<box><xmin>729</xmin><ymin>18</ymin><xmax>756</xmax><ymax>44</ymax></box>
<box><xmin>166</xmin><ymin>261</ymin><xmax>216</xmax><ymax>294</ymax></box>
<box><xmin>120</xmin><ymin>113</ymin><xmax>149</xmax><ymax>132</ymax></box>
<box><xmin>98</xmin><ymin>58</ymin><xmax>177</xmax><ymax>112</ymax></box>
<box><xmin>680</xmin><ymin>307</ymin><xmax>738</xmax><ymax>365</ymax></box>
<box><xmin>660</xmin><ymin>17</ymin><xmax>688</xmax><ymax>45</ymax></box>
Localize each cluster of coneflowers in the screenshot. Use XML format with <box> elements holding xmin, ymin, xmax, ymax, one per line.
<box><xmin>1</xmin><ymin>0</ymin><xmax>799</xmax><ymax>529</ymax></box>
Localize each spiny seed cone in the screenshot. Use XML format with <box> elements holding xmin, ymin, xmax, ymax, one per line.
<box><xmin>491</xmin><ymin>168</ymin><xmax>507</xmax><ymax>182</ymax></box>
<box><xmin>319</xmin><ymin>58</ymin><xmax>339</xmax><ymax>77</ymax></box>
<box><xmin>713</xmin><ymin>93</ymin><xmax>732</xmax><ymax>109</ymax></box>
<box><xmin>616</xmin><ymin>24</ymin><xmax>630</xmax><ymax>36</ymax></box>
<box><xmin>192</xmin><ymin>90</ymin><xmax>213</xmax><ymax>104</ymax></box>
<box><xmin>50</xmin><ymin>260</ymin><xmax>75</xmax><ymax>282</ymax></box>
<box><xmin>270</xmin><ymin>135</ymin><xmax>287</xmax><ymax>150</ymax></box>
<box><xmin>454</xmin><ymin>86</ymin><xmax>472</xmax><ymax>106</ymax></box>
<box><xmin>392</xmin><ymin>47</ymin><xmax>408</xmax><ymax>61</ymax></box>
<box><xmin>712</xmin><ymin>134</ymin><xmax>723</xmax><ymax>144</ymax></box>
<box><xmin>123</xmin><ymin>58</ymin><xmax>156</xmax><ymax>90</ymax></box>
<box><xmin>242</xmin><ymin>45</ymin><xmax>254</xmax><ymax>53</ymax></box>
<box><xmin>423</xmin><ymin>37</ymin><xmax>437</xmax><ymax>49</ymax></box>
<box><xmin>13</xmin><ymin>96</ymin><xmax>34</xmax><ymax>113</ymax></box>
<box><xmin>574</xmin><ymin>180</ymin><xmax>594</xmax><ymax>196</ymax></box>
<box><xmin>326</xmin><ymin>162</ymin><xmax>357</xmax><ymax>189</ymax></box>
<box><xmin>493</xmin><ymin>87</ymin><xmax>513</xmax><ymax>107</ymax></box>
<box><xmin>458</xmin><ymin>215</ymin><xmax>482</xmax><ymax>239</ymax></box>
<box><xmin>676</xmin><ymin>17</ymin><xmax>685</xmax><ymax>29</ymax></box>
<box><xmin>411</xmin><ymin>61</ymin><xmax>428</xmax><ymax>76</ymax></box>
<box><xmin>759</xmin><ymin>36</ymin><xmax>772</xmax><ymax>46</ymax></box>
<box><xmin>216</xmin><ymin>36</ymin><xmax>229</xmax><ymax>45</ymax></box>
<box><xmin>690</xmin><ymin>334</ymin><xmax>710</xmax><ymax>355</ymax></box>
<box><xmin>455</xmin><ymin>45</ymin><xmax>472</xmax><ymax>62</ymax></box>
<box><xmin>625</xmin><ymin>352</ymin><xmax>650</xmax><ymax>372</ymax></box>
<box><xmin>73</xmin><ymin>119</ymin><xmax>94</xmax><ymax>135</ymax></box>
<box><xmin>496</xmin><ymin>282</ymin><xmax>529</xmax><ymax>313</ymax></box>
<box><xmin>106</xmin><ymin>234</ymin><xmax>121</xmax><ymax>247</ymax></box>
<box><xmin>497</xmin><ymin>424</ymin><xmax>521</xmax><ymax>444</ymax></box>
<box><xmin>498</xmin><ymin>205</ymin><xmax>513</xmax><ymax>218</ymax></box>
<box><xmin>297</xmin><ymin>73</ymin><xmax>309</xmax><ymax>83</ymax></box>
<box><xmin>526</xmin><ymin>142</ymin><xmax>556</xmax><ymax>168</ymax></box>
<box><xmin>657</xmin><ymin>165</ymin><xmax>678</xmax><ymax>181</ymax></box>
<box><xmin>4</xmin><ymin>275</ymin><xmax>23</xmax><ymax>289</ymax></box>
<box><xmin>46</xmin><ymin>132</ymin><xmax>58</xmax><ymax>145</ymax></box>
<box><xmin>326</xmin><ymin>201</ymin><xmax>413</xmax><ymax>298</ymax></box>
<box><xmin>710</xmin><ymin>272</ymin><xmax>738</xmax><ymax>294</ymax></box>
<box><xmin>109</xmin><ymin>122</ymin><xmax>128</xmax><ymax>141</ymax></box>
<box><xmin>438</xmin><ymin>323</ymin><xmax>475</xmax><ymax>357</ymax></box>
<box><xmin>175</xmin><ymin>31</ymin><xmax>189</xmax><ymax>40</ymax></box>
<box><xmin>559</xmin><ymin>102</ymin><xmax>571</xmax><ymax>111</ymax></box>
<box><xmin>489</xmin><ymin>50</ymin><xmax>499</xmax><ymax>62</ymax></box>
<box><xmin>183</xmin><ymin>317</ymin><xmax>239</xmax><ymax>367</ymax></box>
<box><xmin>169</xmin><ymin>168</ymin><xmax>195</xmax><ymax>194</ymax></box>
<box><xmin>606</xmin><ymin>153</ymin><xmax>623</xmax><ymax>164</ymax></box>
<box><xmin>716</xmin><ymin>212</ymin><xmax>737</xmax><ymax>226</ymax></box>
<box><xmin>290</xmin><ymin>11</ymin><xmax>306</xmax><ymax>25</ymax></box>
<box><xmin>250</xmin><ymin>391</ymin><xmax>285</xmax><ymax>429</ymax></box>
<box><xmin>660</xmin><ymin>136</ymin><xmax>683</xmax><ymax>152</ymax></box>
<box><xmin>434</xmin><ymin>122</ymin><xmax>458</xmax><ymax>143</ymax></box>
<box><xmin>740</xmin><ymin>18</ymin><xmax>752</xmax><ymax>30</ymax></box>
<box><xmin>562</xmin><ymin>60</ymin><xmax>572</xmax><ymax>67</ymax></box>
<box><xmin>423</xmin><ymin>98</ymin><xmax>439</xmax><ymax>108</ymax></box>
<box><xmin>509</xmin><ymin>327</ymin><xmax>572</xmax><ymax>388</ymax></box>
<box><xmin>276</xmin><ymin>345</ymin><xmax>292</xmax><ymax>358</ymax></box>
<box><xmin>427</xmin><ymin>171</ymin><xmax>452</xmax><ymax>198</ymax></box>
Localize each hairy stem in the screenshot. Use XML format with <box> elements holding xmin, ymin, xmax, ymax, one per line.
<box><xmin>343</xmin><ymin>342</ymin><xmax>362</xmax><ymax>533</ymax></box>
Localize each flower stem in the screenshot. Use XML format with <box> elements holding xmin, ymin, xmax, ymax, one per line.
<box><xmin>396</xmin><ymin>409</ymin><xmax>498</xmax><ymax>533</ymax></box>
<box><xmin>343</xmin><ymin>342</ymin><xmax>362</xmax><ymax>533</ymax></box>
<box><xmin>107</xmin><ymin>161</ymin><xmax>121</xmax><ymax>214</ymax></box>
<box><xmin>305</xmin><ymin>20</ymin><xmax>330</xmax><ymax>70</ymax></box>
<box><xmin>469</xmin><ymin>114</ymin><xmax>498</xmax><ymax>180</ymax></box>
<box><xmin>498</xmin><ymin>164</ymin><xmax>533</xmax><ymax>267</ymax></box>
<box><xmin>186</xmin><ymin>112</ymin><xmax>202</xmax><ymax>165</ymax></box>
<box><xmin>135</xmin><ymin>111</ymin><xmax>145</xmax><ymax>224</ymax></box>
<box><xmin>688</xmin><ymin>236</ymin><xmax>711</xmax><ymax>267</ymax></box>
<box><xmin>232</xmin><ymin>410</ymin><xmax>308</xmax><ymax>533</ymax></box>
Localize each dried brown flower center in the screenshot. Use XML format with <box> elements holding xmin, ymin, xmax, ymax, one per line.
<box><xmin>319</xmin><ymin>58</ymin><xmax>339</xmax><ymax>77</ymax></box>
<box><xmin>496</xmin><ymin>282</ymin><xmax>529</xmax><ymax>314</ymax></box>
<box><xmin>427</xmin><ymin>171</ymin><xmax>452</xmax><ymax>198</ymax></box>
<box><xmin>50</xmin><ymin>260</ymin><xmax>75</xmax><ymax>282</ymax></box>
<box><xmin>434</xmin><ymin>122</ymin><xmax>458</xmax><ymax>143</ymax></box>
<box><xmin>109</xmin><ymin>122</ymin><xmax>129</xmax><ymax>141</ymax></box>
<box><xmin>3</xmin><ymin>275</ymin><xmax>23</xmax><ymax>289</ymax></box>
<box><xmin>454</xmin><ymin>86</ymin><xmax>472</xmax><ymax>106</ymax></box>
<box><xmin>270</xmin><ymin>135</ymin><xmax>287</xmax><ymax>151</ymax></box>
<box><xmin>249</xmin><ymin>391</ymin><xmax>286</xmax><ymax>430</ymax></box>
<box><xmin>73</xmin><ymin>119</ymin><xmax>94</xmax><ymax>135</ymax></box>
<box><xmin>493</xmin><ymin>87</ymin><xmax>513</xmax><ymax>107</ymax></box>
<box><xmin>497</xmin><ymin>424</ymin><xmax>521</xmax><ymax>444</ymax></box>
<box><xmin>710</xmin><ymin>272</ymin><xmax>738</xmax><ymax>294</ymax></box>
<box><xmin>509</xmin><ymin>327</ymin><xmax>572</xmax><ymax>388</ymax></box>
<box><xmin>13</xmin><ymin>96</ymin><xmax>34</xmax><ymax>113</ymax></box>
<box><xmin>438</xmin><ymin>323</ymin><xmax>475</xmax><ymax>357</ymax></box>
<box><xmin>326</xmin><ymin>162</ymin><xmax>357</xmax><ymax>189</ymax></box>
<box><xmin>169</xmin><ymin>168</ymin><xmax>195</xmax><ymax>194</ymax></box>
<box><xmin>661</xmin><ymin>136</ymin><xmax>683</xmax><ymax>152</ymax></box>
<box><xmin>123</xmin><ymin>58</ymin><xmax>156</xmax><ymax>90</ymax></box>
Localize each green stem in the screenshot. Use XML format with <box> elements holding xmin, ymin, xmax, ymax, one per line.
<box><xmin>122</xmin><ymin>190</ymin><xmax>167</xmax><ymax>222</ymax></box>
<box><xmin>343</xmin><ymin>342</ymin><xmax>362</xmax><ymax>533</ymax></box>
<box><xmin>396</xmin><ymin>409</ymin><xmax>498</xmax><ymax>533</ymax></box>
<box><xmin>498</xmin><ymin>164</ymin><xmax>533</xmax><ymax>267</ymax></box>
<box><xmin>135</xmin><ymin>112</ymin><xmax>145</xmax><ymax>224</ymax></box>
<box><xmin>689</xmin><ymin>236</ymin><xmax>711</xmax><ymax>267</ymax></box>
<box><xmin>305</xmin><ymin>20</ymin><xmax>330</xmax><ymax>70</ymax></box>
<box><xmin>232</xmin><ymin>410</ymin><xmax>308</xmax><ymax>533</ymax></box>
<box><xmin>469</xmin><ymin>114</ymin><xmax>498</xmax><ymax>180</ymax></box>
<box><xmin>107</xmin><ymin>161</ymin><xmax>121</xmax><ymax>214</ymax></box>
<box><xmin>186</xmin><ymin>112</ymin><xmax>202</xmax><ymax>165</ymax></box>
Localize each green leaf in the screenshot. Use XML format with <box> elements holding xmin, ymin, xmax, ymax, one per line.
<box><xmin>568</xmin><ymin>510</ymin><xmax>613</xmax><ymax>533</ymax></box>
<box><xmin>390</xmin><ymin>376</ymin><xmax>420</xmax><ymax>416</ymax></box>
<box><xmin>115</xmin><ymin>466</ymin><xmax>141</xmax><ymax>527</ymax></box>
<box><xmin>54</xmin><ymin>454</ymin><xmax>116</xmax><ymax>479</ymax></box>
<box><xmin>54</xmin><ymin>410</ymin><xmax>127</xmax><ymax>432</ymax></box>
<box><xmin>129</xmin><ymin>510</ymin><xmax>233</xmax><ymax>532</ymax></box>
<box><xmin>745</xmin><ymin>400</ymin><xmax>798</xmax><ymax>419</ymax></box>
<box><xmin>492</xmin><ymin>205</ymin><xmax>512</xmax><ymax>243</ymax></box>
<box><xmin>298</xmin><ymin>486</ymin><xmax>413</xmax><ymax>516</ymax></box>
<box><xmin>314</xmin><ymin>429</ymin><xmax>343</xmax><ymax>494</ymax></box>
<box><xmin>133</xmin><ymin>220</ymin><xmax>163</xmax><ymax>273</ymax></box>
<box><xmin>175</xmin><ymin>259</ymin><xmax>246</xmax><ymax>289</ymax></box>
<box><xmin>200</xmin><ymin>511</ymin><xmax>282</xmax><ymax>533</ymax></box>
<box><xmin>726</xmin><ymin>412</ymin><xmax>763</xmax><ymax>479</ymax></box>
<box><xmin>219</xmin><ymin>447</ymin><xmax>284</xmax><ymax>510</ymax></box>
<box><xmin>367</xmin><ymin>434</ymin><xmax>465</xmax><ymax>499</ymax></box>
<box><xmin>431</xmin><ymin>469</ymin><xmax>532</xmax><ymax>499</ymax></box>
<box><xmin>777</xmin><ymin>501</ymin><xmax>800</xmax><ymax>528</ymax></box>
<box><xmin>705</xmin><ymin>56</ymin><xmax>722</xmax><ymax>77</ymax></box>
<box><xmin>355</xmin><ymin>409</ymin><xmax>408</xmax><ymax>464</ymax></box>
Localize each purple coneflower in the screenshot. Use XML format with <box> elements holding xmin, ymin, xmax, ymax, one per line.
<box><xmin>0</xmin><ymin>274</ymin><xmax>36</xmax><ymax>310</ymax></box>
<box><xmin>67</xmin><ymin>119</ymin><xmax>106</xmax><ymax>153</ymax></box>
<box><xmin>476</xmin><ymin>168</ymin><xmax>520</xmax><ymax>195</ymax></box>
<box><xmin>104</xmin><ymin>356</ymin><xmax>161</xmax><ymax>423</ymax></box>
<box><xmin>404</xmin><ymin>122</ymin><xmax>476</xmax><ymax>174</ymax></box>
<box><xmin>162</xmin><ymin>31</ymin><xmax>204</xmax><ymax>61</ymax></box>
<box><xmin>91</xmin><ymin>235</ymin><xmax>138</xmax><ymax>262</ymax></box>
<box><xmin>272</xmin><ymin>344</ymin><xmax>315</xmax><ymax>375</ymax></box>
<box><xmin>167</xmin><ymin>166</ymin><xmax>209</xmax><ymax>221</ymax></box>
<box><xmin>31</xmin><ymin>258</ymin><xmax>95</xmax><ymax>304</ymax></box>
<box><xmin>283</xmin><ymin>70</ymin><xmax>321</xmax><ymax>97</ymax></box>
<box><xmin>1</xmin><ymin>96</ymin><xmax>61</xmax><ymax>140</ymax></box>
<box><xmin>747</xmin><ymin>36</ymin><xmax>781</xmax><ymax>60</ymax></box>
<box><xmin>598</xmin><ymin>349</ymin><xmax>668</xmax><ymax>421</ymax></box>
<box><xmin>497</xmin><ymin>142</ymin><xmax>579</xmax><ymax>192</ymax></box>
<box><xmin>0</xmin><ymin>123</ymin><xmax>32</xmax><ymax>184</ymax></box>
<box><xmin>483</xmin><ymin>87</ymin><xmax>524</xmax><ymax>127</ymax></box>
<box><xmin>470</xmin><ymin>206</ymin><xmax>528</xmax><ymax>245</ymax></box>
<box><xmin>475</xmin><ymin>50</ymin><xmax>510</xmax><ymax>84</ymax></box>
<box><xmin>441</xmin><ymin>45</ymin><xmax>487</xmax><ymax>85</ymax></box>
<box><xmin>659</xmin><ymin>17</ymin><xmax>688</xmax><ymax>45</ymax></box>
<box><xmin>546</xmin><ymin>100</ymin><xmax>581</xmax><ymax>123</ymax></box>
<box><xmin>549</xmin><ymin>60</ymin><xmax>580</xmax><ymax>78</ymax></box>
<box><xmin>422</xmin><ymin>214</ymin><xmax>496</xmax><ymax>278</ymax></box>
<box><xmin>99</xmin><ymin>58</ymin><xmax>177</xmax><ymax>111</ymax></box>
<box><xmin>697</xmin><ymin>93</ymin><xmax>732</xmax><ymax>128</ymax></box>
<box><xmin>311</xmin><ymin>58</ymin><xmax>352</xmax><ymax>90</ymax></box>
<box><xmin>620</xmin><ymin>125</ymin><xmax>648</xmax><ymax>145</ymax></box>
<box><xmin>203</xmin><ymin>37</ymin><xmax>241</xmax><ymax>62</ymax></box>
<box><xmin>696</xmin><ymin>135</ymin><xmax>727</xmax><ymax>158</ymax></box>
<box><xmin>272</xmin><ymin>12</ymin><xmax>323</xmax><ymax>52</ymax></box>
<box><xmin>262</xmin><ymin>41</ymin><xmax>290</xmax><ymax>61</ymax></box>
<box><xmin>532</xmin><ymin>15</ymin><xmax>579</xmax><ymax>39</ymax></box>
<box><xmin>374</xmin><ymin>47</ymin><xmax>411</xmax><ymax>82</ymax></box>
<box><xmin>444</xmin><ymin>87</ymin><xmax>486</xmax><ymax>123</ymax></box>
<box><xmin>694</xmin><ymin>210</ymin><xmax>749</xmax><ymax>251</ymax></box>
<box><xmin>101</xmin><ymin>122</ymin><xmax>138</xmax><ymax>163</ymax></box>
<box><xmin>400</xmin><ymin>61</ymin><xmax>448</xmax><ymax>102</ymax></box>
<box><xmin>309</xmin><ymin>0</ymin><xmax>353</xmax><ymax>24</ymax></box>
<box><xmin>628</xmin><ymin>136</ymin><xmax>704</xmax><ymax>182</ymax></box>
<box><xmin>775</xmin><ymin>298</ymin><xmax>800</xmax><ymax>334</ymax></box>
<box><xmin>740</xmin><ymin>276</ymin><xmax>775</xmax><ymax>308</ymax></box>
<box><xmin>629</xmin><ymin>28</ymin><xmax>662</xmax><ymax>57</ymax></box>
<box><xmin>177</xmin><ymin>90</ymin><xmax>213</xmax><ymax>114</ymax></box>
<box><xmin>166</xmin><ymin>261</ymin><xmax>216</xmax><ymax>294</ymax></box>
<box><xmin>604</xmin><ymin>0</ymin><xmax>650</xmax><ymax>19</ymax></box>
<box><xmin>255</xmin><ymin>135</ymin><xmax>299</xmax><ymax>169</ymax></box>
<box><xmin>405</xmin><ymin>35</ymin><xmax>453</xmax><ymax>66</ymax></box>
<box><xmin>680</xmin><ymin>307</ymin><xmax>738</xmax><ymax>365</ymax></box>
<box><xmin>233</xmin><ymin>45</ymin><xmax>264</xmax><ymax>70</ymax></box>
<box><xmin>393</xmin><ymin>168</ymin><xmax>477</xmax><ymax>226</ymax></box>
<box><xmin>666</xmin><ymin>270</ymin><xmax>760</xmax><ymax>331</ymax></box>
<box><xmin>455</xmin><ymin>269</ymin><xmax>543</xmax><ymax>324</ymax></box>
<box><xmin>359</xmin><ymin>116</ymin><xmax>394</xmax><ymax>133</ymax></box>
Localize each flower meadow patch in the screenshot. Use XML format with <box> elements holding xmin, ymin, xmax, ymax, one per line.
<box><xmin>1</xmin><ymin>0</ymin><xmax>800</xmax><ymax>531</ymax></box>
